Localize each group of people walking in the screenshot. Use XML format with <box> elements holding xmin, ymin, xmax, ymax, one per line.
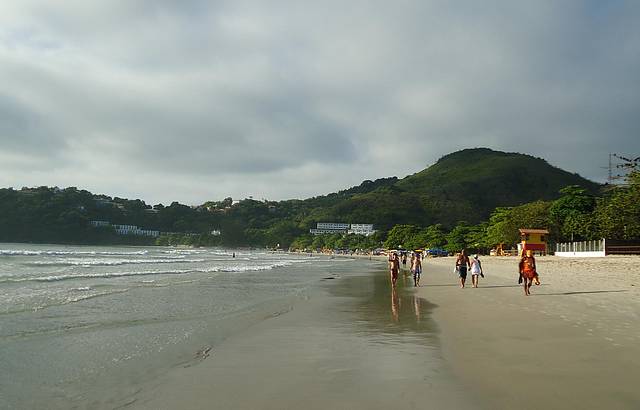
<box><xmin>388</xmin><ymin>251</ymin><xmax>423</xmax><ymax>287</ymax></box>
<box><xmin>389</xmin><ymin>248</ymin><xmax>540</xmax><ymax>296</ymax></box>
<box><xmin>454</xmin><ymin>250</ymin><xmax>484</xmax><ymax>288</ymax></box>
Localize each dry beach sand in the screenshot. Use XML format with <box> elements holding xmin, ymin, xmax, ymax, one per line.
<box><xmin>420</xmin><ymin>255</ymin><xmax>640</xmax><ymax>409</ymax></box>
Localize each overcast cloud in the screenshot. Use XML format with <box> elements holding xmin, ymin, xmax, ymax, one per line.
<box><xmin>1</xmin><ymin>1</ymin><xmax>639</xmax><ymax>205</ymax></box>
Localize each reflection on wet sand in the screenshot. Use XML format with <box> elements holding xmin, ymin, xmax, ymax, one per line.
<box><xmin>327</xmin><ymin>269</ymin><xmax>438</xmax><ymax>345</ymax></box>
<box><xmin>413</xmin><ymin>295</ymin><xmax>422</xmax><ymax>322</ymax></box>
<box><xmin>392</xmin><ymin>287</ymin><xmax>424</xmax><ymax>324</ymax></box>
<box><xmin>391</xmin><ymin>286</ymin><xmax>400</xmax><ymax>322</ymax></box>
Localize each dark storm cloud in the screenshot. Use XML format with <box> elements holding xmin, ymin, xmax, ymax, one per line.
<box><xmin>0</xmin><ymin>1</ymin><xmax>639</xmax><ymax>204</ymax></box>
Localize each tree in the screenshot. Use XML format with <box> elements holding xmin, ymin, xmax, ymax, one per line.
<box><xmin>549</xmin><ymin>186</ymin><xmax>596</xmax><ymax>241</ymax></box>
<box><xmin>420</xmin><ymin>224</ymin><xmax>447</xmax><ymax>248</ymax></box>
<box><xmin>485</xmin><ymin>207</ymin><xmax>513</xmax><ymax>247</ymax></box>
<box><xmin>444</xmin><ymin>222</ymin><xmax>472</xmax><ymax>253</ymax></box>
<box><xmin>323</xmin><ymin>233</ymin><xmax>343</xmax><ymax>250</ymax></box>
<box><xmin>311</xmin><ymin>235</ymin><xmax>326</xmax><ymax>250</ymax></box>
<box><xmin>265</xmin><ymin>221</ymin><xmax>304</xmax><ymax>248</ymax></box>
<box><xmin>384</xmin><ymin>225</ymin><xmax>420</xmax><ymax>249</ymax></box>
<box><xmin>593</xmin><ymin>172</ymin><xmax>640</xmax><ymax>240</ymax></box>
<box><xmin>465</xmin><ymin>222</ymin><xmax>489</xmax><ymax>253</ymax></box>
<box><xmin>484</xmin><ymin>202</ymin><xmax>552</xmax><ymax>248</ymax></box>
<box><xmin>511</xmin><ymin>201</ymin><xmax>552</xmax><ymax>238</ymax></box>
<box><xmin>290</xmin><ymin>235</ymin><xmax>312</xmax><ymax>251</ymax></box>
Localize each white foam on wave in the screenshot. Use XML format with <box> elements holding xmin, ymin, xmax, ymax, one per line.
<box><xmin>26</xmin><ymin>258</ymin><xmax>206</xmax><ymax>267</ymax></box>
<box><xmin>210</xmin><ymin>259</ymin><xmax>309</xmax><ymax>272</ymax></box>
<box><xmin>62</xmin><ymin>288</ymin><xmax>130</xmax><ymax>304</ymax></box>
<box><xmin>3</xmin><ymin>259</ymin><xmax>308</xmax><ymax>283</ymax></box>
<box><xmin>17</xmin><ymin>269</ymin><xmax>195</xmax><ymax>282</ymax></box>
<box><xmin>163</xmin><ymin>249</ymin><xmax>205</xmax><ymax>255</ymax></box>
<box><xmin>72</xmin><ymin>287</ymin><xmax>92</xmax><ymax>291</ymax></box>
<box><xmin>1</xmin><ymin>249</ymin><xmax>149</xmax><ymax>257</ymax></box>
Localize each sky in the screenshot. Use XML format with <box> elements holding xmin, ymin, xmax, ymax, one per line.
<box><xmin>1</xmin><ymin>1</ymin><xmax>639</xmax><ymax>205</ymax></box>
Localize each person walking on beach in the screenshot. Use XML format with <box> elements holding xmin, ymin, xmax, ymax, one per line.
<box><xmin>470</xmin><ymin>254</ymin><xmax>483</xmax><ymax>288</ymax></box>
<box><xmin>519</xmin><ymin>249</ymin><xmax>539</xmax><ymax>296</ymax></box>
<box><xmin>411</xmin><ymin>252</ymin><xmax>422</xmax><ymax>287</ymax></box>
<box><xmin>455</xmin><ymin>250</ymin><xmax>470</xmax><ymax>288</ymax></box>
<box><xmin>389</xmin><ymin>252</ymin><xmax>400</xmax><ymax>287</ymax></box>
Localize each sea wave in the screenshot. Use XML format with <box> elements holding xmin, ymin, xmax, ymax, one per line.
<box><xmin>72</xmin><ymin>286</ymin><xmax>93</xmax><ymax>291</ymax></box>
<box><xmin>2</xmin><ymin>260</ymin><xmax>305</xmax><ymax>283</ymax></box>
<box><xmin>26</xmin><ymin>258</ymin><xmax>206</xmax><ymax>267</ymax></box>
<box><xmin>0</xmin><ymin>249</ymin><xmax>149</xmax><ymax>257</ymax></box>
<box><xmin>215</xmin><ymin>261</ymin><xmax>297</xmax><ymax>272</ymax></box>
<box><xmin>162</xmin><ymin>249</ymin><xmax>205</xmax><ymax>255</ymax></box>
<box><xmin>62</xmin><ymin>288</ymin><xmax>131</xmax><ymax>304</ymax></box>
<box><xmin>5</xmin><ymin>269</ymin><xmax>194</xmax><ymax>282</ymax></box>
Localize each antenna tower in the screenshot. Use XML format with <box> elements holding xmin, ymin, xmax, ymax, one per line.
<box><xmin>607</xmin><ymin>153</ymin><xmax>640</xmax><ymax>185</ymax></box>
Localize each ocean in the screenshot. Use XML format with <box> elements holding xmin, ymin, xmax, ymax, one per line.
<box><xmin>0</xmin><ymin>243</ymin><xmax>341</xmax><ymax>409</ymax></box>
<box><xmin>0</xmin><ymin>243</ymin><xmax>450</xmax><ymax>409</ymax></box>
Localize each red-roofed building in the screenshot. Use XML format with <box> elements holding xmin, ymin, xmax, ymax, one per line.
<box><xmin>519</xmin><ymin>228</ymin><xmax>549</xmax><ymax>255</ymax></box>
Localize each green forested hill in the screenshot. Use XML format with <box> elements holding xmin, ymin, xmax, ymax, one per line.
<box><xmin>0</xmin><ymin>148</ymin><xmax>601</xmax><ymax>246</ymax></box>
<box><xmin>297</xmin><ymin>148</ymin><xmax>600</xmax><ymax>229</ymax></box>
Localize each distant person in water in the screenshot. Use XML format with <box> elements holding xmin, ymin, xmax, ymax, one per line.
<box><xmin>519</xmin><ymin>249</ymin><xmax>539</xmax><ymax>296</ymax></box>
<box><xmin>455</xmin><ymin>250</ymin><xmax>470</xmax><ymax>288</ymax></box>
<box><xmin>389</xmin><ymin>252</ymin><xmax>400</xmax><ymax>287</ymax></box>
<box><xmin>411</xmin><ymin>252</ymin><xmax>422</xmax><ymax>287</ymax></box>
<box><xmin>470</xmin><ymin>254</ymin><xmax>483</xmax><ymax>288</ymax></box>
<box><xmin>401</xmin><ymin>253</ymin><xmax>407</xmax><ymax>269</ymax></box>
<box><xmin>232</xmin><ymin>252</ymin><xmax>235</xmax><ymax>258</ymax></box>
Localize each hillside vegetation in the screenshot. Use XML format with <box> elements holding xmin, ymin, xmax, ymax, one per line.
<box><xmin>296</xmin><ymin>148</ymin><xmax>600</xmax><ymax>229</ymax></box>
<box><xmin>0</xmin><ymin>148</ymin><xmax>605</xmax><ymax>248</ymax></box>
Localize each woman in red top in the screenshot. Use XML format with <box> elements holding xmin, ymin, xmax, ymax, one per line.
<box><xmin>518</xmin><ymin>249</ymin><xmax>539</xmax><ymax>296</ymax></box>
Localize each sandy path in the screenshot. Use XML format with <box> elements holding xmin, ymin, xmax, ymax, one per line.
<box><xmin>418</xmin><ymin>256</ymin><xmax>640</xmax><ymax>410</ymax></box>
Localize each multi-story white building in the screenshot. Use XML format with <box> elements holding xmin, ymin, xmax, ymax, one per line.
<box><xmin>310</xmin><ymin>222</ymin><xmax>375</xmax><ymax>236</ymax></box>
<box><xmin>316</xmin><ymin>222</ymin><xmax>350</xmax><ymax>230</ymax></box>
<box><xmin>310</xmin><ymin>222</ymin><xmax>349</xmax><ymax>235</ymax></box>
<box><xmin>112</xmin><ymin>224</ymin><xmax>160</xmax><ymax>238</ymax></box>
<box><xmin>310</xmin><ymin>228</ymin><xmax>343</xmax><ymax>235</ymax></box>
<box><xmin>348</xmin><ymin>224</ymin><xmax>376</xmax><ymax>236</ymax></box>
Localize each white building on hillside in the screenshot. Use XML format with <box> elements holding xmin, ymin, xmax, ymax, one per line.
<box><xmin>310</xmin><ymin>222</ymin><xmax>349</xmax><ymax>235</ymax></box>
<box><xmin>310</xmin><ymin>222</ymin><xmax>375</xmax><ymax>236</ymax></box>
<box><xmin>317</xmin><ymin>222</ymin><xmax>350</xmax><ymax>230</ymax></box>
<box><xmin>112</xmin><ymin>224</ymin><xmax>160</xmax><ymax>238</ymax></box>
<box><xmin>348</xmin><ymin>224</ymin><xmax>376</xmax><ymax>236</ymax></box>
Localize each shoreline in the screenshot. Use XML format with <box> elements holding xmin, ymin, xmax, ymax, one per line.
<box><xmin>130</xmin><ymin>254</ymin><xmax>640</xmax><ymax>409</ymax></box>
<box><xmin>12</xmin><ymin>248</ymin><xmax>636</xmax><ymax>409</ymax></box>
<box><xmin>131</xmin><ymin>259</ymin><xmax>476</xmax><ymax>410</ymax></box>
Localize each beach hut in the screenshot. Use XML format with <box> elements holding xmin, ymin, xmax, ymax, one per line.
<box><xmin>519</xmin><ymin>228</ymin><xmax>549</xmax><ymax>255</ymax></box>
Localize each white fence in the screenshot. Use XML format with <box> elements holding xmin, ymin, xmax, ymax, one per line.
<box><xmin>555</xmin><ymin>239</ymin><xmax>605</xmax><ymax>257</ymax></box>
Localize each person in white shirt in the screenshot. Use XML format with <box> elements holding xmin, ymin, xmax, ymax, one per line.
<box><xmin>470</xmin><ymin>254</ymin><xmax>484</xmax><ymax>288</ymax></box>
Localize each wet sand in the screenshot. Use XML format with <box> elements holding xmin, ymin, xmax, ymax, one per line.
<box><xmin>419</xmin><ymin>256</ymin><xmax>640</xmax><ymax>410</ymax></box>
<box><xmin>131</xmin><ymin>263</ymin><xmax>475</xmax><ymax>410</ymax></box>
<box><xmin>129</xmin><ymin>256</ymin><xmax>639</xmax><ymax>409</ymax></box>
